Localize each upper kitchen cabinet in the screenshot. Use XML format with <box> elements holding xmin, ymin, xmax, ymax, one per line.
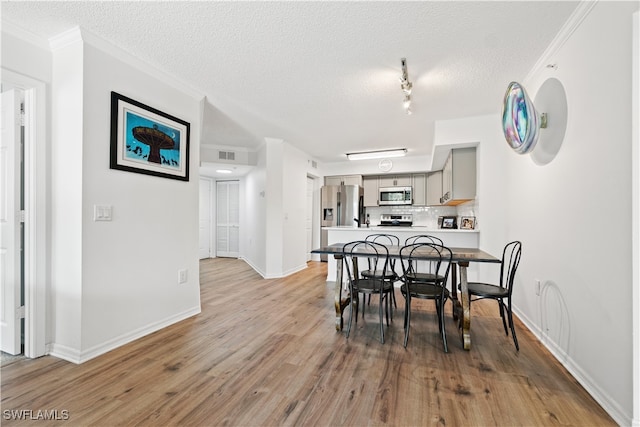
<box><xmin>363</xmin><ymin>175</ymin><xmax>379</xmax><ymax>207</ymax></box>
<box><xmin>441</xmin><ymin>147</ymin><xmax>476</xmax><ymax>205</ymax></box>
<box><xmin>378</xmin><ymin>174</ymin><xmax>412</xmax><ymax>187</ymax></box>
<box><xmin>324</xmin><ymin>175</ymin><xmax>363</xmax><ymax>186</ymax></box>
<box><xmin>412</xmin><ymin>173</ymin><xmax>427</xmax><ymax>206</ymax></box>
<box><xmin>426</xmin><ymin>171</ymin><xmax>443</xmax><ymax>206</ymax></box>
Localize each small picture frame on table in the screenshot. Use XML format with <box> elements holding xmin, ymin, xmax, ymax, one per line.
<box><xmin>440</xmin><ymin>216</ymin><xmax>457</xmax><ymax>229</ymax></box>
<box><xmin>460</xmin><ymin>216</ymin><xmax>476</xmax><ymax>230</ymax></box>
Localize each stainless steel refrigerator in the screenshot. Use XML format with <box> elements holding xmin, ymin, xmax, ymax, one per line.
<box><xmin>320</xmin><ymin>185</ymin><xmax>364</xmax><ymax>261</ymax></box>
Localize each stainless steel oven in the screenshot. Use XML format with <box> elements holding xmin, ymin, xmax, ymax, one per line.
<box><xmin>378</xmin><ymin>186</ymin><xmax>412</xmax><ymax>205</ymax></box>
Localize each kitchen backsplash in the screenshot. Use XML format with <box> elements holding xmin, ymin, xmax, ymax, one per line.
<box><xmin>365</xmin><ymin>199</ymin><xmax>478</xmax><ymax>229</ymax></box>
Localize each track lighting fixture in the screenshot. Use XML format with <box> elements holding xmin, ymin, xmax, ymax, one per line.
<box><xmin>400</xmin><ymin>58</ymin><xmax>413</xmax><ymax>115</ymax></box>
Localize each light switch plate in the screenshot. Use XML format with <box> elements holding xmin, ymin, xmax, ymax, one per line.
<box><xmin>94</xmin><ymin>205</ymin><xmax>112</xmax><ymax>221</ymax></box>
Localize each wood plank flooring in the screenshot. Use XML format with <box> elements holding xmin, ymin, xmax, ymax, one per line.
<box><xmin>1</xmin><ymin>258</ymin><xmax>615</xmax><ymax>426</ymax></box>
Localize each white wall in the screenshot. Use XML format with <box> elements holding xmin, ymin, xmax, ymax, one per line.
<box><xmin>241</xmin><ymin>138</ymin><xmax>320</xmax><ymax>278</ymax></box>
<box><xmin>437</xmin><ymin>3</ymin><xmax>638</xmax><ymax>424</ymax></box>
<box><xmin>47</xmin><ymin>28</ymin><xmax>203</xmax><ymax>362</ymax></box>
<box><xmin>50</xmin><ymin>31</ymin><xmax>84</xmax><ymax>354</ymax></box>
<box><xmin>282</xmin><ymin>143</ymin><xmax>314</xmax><ymax>275</ymax></box>
<box><xmin>242</xmin><ymin>144</ymin><xmax>268</xmax><ymax>275</ymax></box>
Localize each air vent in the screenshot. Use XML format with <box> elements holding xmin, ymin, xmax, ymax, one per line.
<box><xmin>218</xmin><ymin>151</ymin><xmax>236</xmax><ymax>161</ymax></box>
<box><xmin>311</xmin><ymin>160</ymin><xmax>318</xmax><ymax>169</ymax></box>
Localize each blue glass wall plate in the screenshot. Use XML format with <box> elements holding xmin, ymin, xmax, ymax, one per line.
<box><xmin>502</xmin><ymin>81</ymin><xmax>541</xmax><ymax>154</ymax></box>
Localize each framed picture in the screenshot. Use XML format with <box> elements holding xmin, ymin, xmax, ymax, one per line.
<box><xmin>440</xmin><ymin>216</ymin><xmax>457</xmax><ymax>229</ymax></box>
<box><xmin>110</xmin><ymin>91</ymin><xmax>190</xmax><ymax>181</ymax></box>
<box><xmin>460</xmin><ymin>216</ymin><xmax>476</xmax><ymax>230</ymax></box>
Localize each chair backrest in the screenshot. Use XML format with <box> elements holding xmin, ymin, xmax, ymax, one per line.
<box><xmin>342</xmin><ymin>240</ymin><xmax>390</xmax><ymax>284</ymax></box>
<box><xmin>404</xmin><ymin>235</ymin><xmax>444</xmax><ymax>246</ymax></box>
<box><xmin>399</xmin><ymin>242</ymin><xmax>453</xmax><ymax>286</ymax></box>
<box><xmin>365</xmin><ymin>234</ymin><xmax>399</xmax><ymax>270</ymax></box>
<box><xmin>500</xmin><ymin>241</ymin><xmax>522</xmax><ymax>294</ymax></box>
<box><xmin>365</xmin><ymin>233</ymin><xmax>400</xmax><ymax>247</ymax></box>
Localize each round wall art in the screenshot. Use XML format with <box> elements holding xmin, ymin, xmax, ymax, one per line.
<box><xmin>501</xmin><ymin>78</ymin><xmax>568</xmax><ymax>165</ymax></box>
<box><xmin>501</xmin><ymin>81</ymin><xmax>541</xmax><ymax>154</ymax></box>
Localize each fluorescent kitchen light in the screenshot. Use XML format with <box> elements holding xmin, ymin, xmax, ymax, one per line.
<box><xmin>216</xmin><ymin>169</ymin><xmax>233</xmax><ymax>174</ymax></box>
<box><xmin>346</xmin><ymin>149</ymin><xmax>407</xmax><ymax>161</ymax></box>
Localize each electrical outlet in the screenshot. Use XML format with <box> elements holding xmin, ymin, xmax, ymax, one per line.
<box><xmin>178</xmin><ymin>269</ymin><xmax>188</xmax><ymax>284</ymax></box>
<box><xmin>535</xmin><ymin>279</ymin><xmax>541</xmax><ymax>296</ymax></box>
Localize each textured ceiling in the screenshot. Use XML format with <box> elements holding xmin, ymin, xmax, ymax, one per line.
<box><xmin>2</xmin><ymin>1</ymin><xmax>580</xmax><ymax>165</ymax></box>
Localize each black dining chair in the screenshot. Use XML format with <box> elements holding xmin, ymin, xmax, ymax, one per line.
<box><xmin>403</xmin><ymin>235</ymin><xmax>447</xmax><ymax>286</ymax></box>
<box><xmin>466</xmin><ymin>240</ymin><xmax>522</xmax><ymax>351</ymax></box>
<box><xmin>342</xmin><ymin>240</ymin><xmax>394</xmax><ymax>343</ymax></box>
<box><xmin>404</xmin><ymin>235</ymin><xmax>444</xmax><ymax>246</ymax></box>
<box><xmin>399</xmin><ymin>242</ymin><xmax>452</xmax><ymax>351</ymax></box>
<box><xmin>361</xmin><ymin>234</ymin><xmax>400</xmax><ymax>310</ymax></box>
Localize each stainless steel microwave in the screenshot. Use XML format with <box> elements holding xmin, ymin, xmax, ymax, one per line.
<box><xmin>378</xmin><ymin>186</ymin><xmax>412</xmax><ymax>205</ymax></box>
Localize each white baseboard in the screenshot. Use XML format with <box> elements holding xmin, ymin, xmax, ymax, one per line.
<box><xmin>49</xmin><ymin>306</ymin><xmax>201</xmax><ymax>364</ymax></box>
<box><xmin>515</xmin><ymin>307</ymin><xmax>631</xmax><ymax>426</ymax></box>
<box><xmin>239</xmin><ymin>257</ymin><xmax>307</xmax><ymax>279</ymax></box>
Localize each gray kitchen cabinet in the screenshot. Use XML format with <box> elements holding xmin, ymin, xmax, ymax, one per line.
<box><xmin>411</xmin><ymin>173</ymin><xmax>426</xmax><ymax>206</ymax></box>
<box><xmin>324</xmin><ymin>175</ymin><xmax>363</xmax><ymax>186</ymax></box>
<box><xmin>378</xmin><ymin>174</ymin><xmax>412</xmax><ymax>187</ymax></box>
<box><xmin>426</xmin><ymin>171</ymin><xmax>443</xmax><ymax>206</ymax></box>
<box><xmin>363</xmin><ymin>175</ymin><xmax>379</xmax><ymax>207</ymax></box>
<box><xmin>440</xmin><ymin>147</ymin><xmax>476</xmax><ymax>205</ymax></box>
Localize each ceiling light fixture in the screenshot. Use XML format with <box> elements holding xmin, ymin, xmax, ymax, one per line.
<box><xmin>346</xmin><ymin>149</ymin><xmax>407</xmax><ymax>161</ymax></box>
<box><xmin>400</xmin><ymin>58</ymin><xmax>413</xmax><ymax>115</ymax></box>
<box><xmin>216</xmin><ymin>169</ymin><xmax>233</xmax><ymax>174</ymax></box>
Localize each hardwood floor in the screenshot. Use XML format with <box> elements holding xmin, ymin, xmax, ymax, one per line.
<box><xmin>1</xmin><ymin>258</ymin><xmax>615</xmax><ymax>426</ymax></box>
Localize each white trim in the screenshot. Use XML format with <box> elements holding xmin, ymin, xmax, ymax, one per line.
<box><xmin>631</xmin><ymin>10</ymin><xmax>639</xmax><ymax>427</ymax></box>
<box><xmin>524</xmin><ymin>1</ymin><xmax>598</xmax><ymax>84</ymax></box>
<box><xmin>1</xmin><ymin>68</ymin><xmax>48</xmax><ymax>359</ymax></box>
<box><xmin>49</xmin><ymin>306</ymin><xmax>201</xmax><ymax>364</ymax></box>
<box><xmin>0</xmin><ymin>19</ymin><xmax>50</xmax><ymax>51</ymax></box>
<box><xmin>48</xmin><ymin>26</ymin><xmax>204</xmax><ymax>101</ymax></box>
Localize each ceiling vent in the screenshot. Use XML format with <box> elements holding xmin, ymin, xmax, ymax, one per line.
<box><xmin>218</xmin><ymin>150</ymin><xmax>236</xmax><ymax>161</ymax></box>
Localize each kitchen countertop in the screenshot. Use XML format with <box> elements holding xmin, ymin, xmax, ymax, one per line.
<box><xmin>322</xmin><ymin>225</ymin><xmax>478</xmax><ymax>233</ymax></box>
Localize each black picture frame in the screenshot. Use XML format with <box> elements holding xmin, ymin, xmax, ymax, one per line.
<box><xmin>110</xmin><ymin>91</ymin><xmax>190</xmax><ymax>181</ymax></box>
<box><xmin>440</xmin><ymin>216</ymin><xmax>457</xmax><ymax>229</ymax></box>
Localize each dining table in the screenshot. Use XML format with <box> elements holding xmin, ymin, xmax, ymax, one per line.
<box><xmin>311</xmin><ymin>243</ymin><xmax>500</xmax><ymax>350</ymax></box>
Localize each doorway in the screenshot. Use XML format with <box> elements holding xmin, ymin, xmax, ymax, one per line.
<box><xmin>1</xmin><ymin>70</ymin><xmax>47</xmax><ymax>358</ymax></box>
<box><xmin>1</xmin><ymin>88</ymin><xmax>24</xmax><ymax>355</ymax></box>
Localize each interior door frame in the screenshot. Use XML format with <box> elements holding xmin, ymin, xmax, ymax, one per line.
<box><xmin>199</xmin><ymin>177</ymin><xmax>213</xmax><ymax>259</ymax></box>
<box><xmin>2</xmin><ymin>68</ymin><xmax>48</xmax><ymax>358</ymax></box>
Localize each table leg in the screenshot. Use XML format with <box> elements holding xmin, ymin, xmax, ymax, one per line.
<box><xmin>450</xmin><ymin>262</ymin><xmax>459</xmax><ymax>321</ymax></box>
<box><xmin>458</xmin><ymin>261</ymin><xmax>471</xmax><ymax>350</ymax></box>
<box><xmin>333</xmin><ymin>255</ymin><xmax>351</xmax><ymax>331</ymax></box>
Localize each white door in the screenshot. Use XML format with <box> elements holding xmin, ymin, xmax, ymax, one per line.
<box><xmin>216</xmin><ymin>180</ymin><xmax>239</xmax><ymax>258</ymax></box>
<box><xmin>199</xmin><ymin>178</ymin><xmax>212</xmax><ymax>259</ymax></box>
<box><xmin>306</xmin><ymin>176</ymin><xmax>314</xmax><ymax>261</ymax></box>
<box><xmin>1</xmin><ymin>89</ymin><xmax>23</xmax><ymax>355</ymax></box>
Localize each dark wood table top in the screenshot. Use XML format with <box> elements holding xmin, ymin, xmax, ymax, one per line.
<box><xmin>311</xmin><ymin>243</ymin><xmax>500</xmax><ymax>264</ymax></box>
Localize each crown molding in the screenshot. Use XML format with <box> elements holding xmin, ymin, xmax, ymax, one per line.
<box><xmin>524</xmin><ymin>1</ymin><xmax>598</xmax><ymax>83</ymax></box>
<box><xmin>49</xmin><ymin>26</ymin><xmax>83</xmax><ymax>51</ymax></box>
<box><xmin>47</xmin><ymin>26</ymin><xmax>204</xmax><ymax>101</ymax></box>
<box><xmin>1</xmin><ymin>19</ymin><xmax>50</xmax><ymax>51</ymax></box>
